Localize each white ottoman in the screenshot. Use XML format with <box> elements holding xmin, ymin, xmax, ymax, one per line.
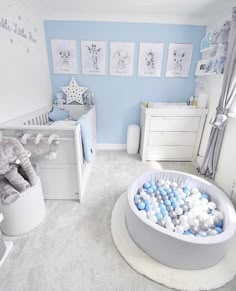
<box><xmin>127</xmin><ymin>124</ymin><xmax>140</xmax><ymax>154</ymax></box>
<box><xmin>0</xmin><ymin>179</ymin><xmax>46</xmax><ymax>236</ymax></box>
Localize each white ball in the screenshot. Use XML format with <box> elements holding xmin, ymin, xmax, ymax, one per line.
<box><xmin>180</xmin><ymin>192</ymin><xmax>187</xmax><ymax>199</ymax></box>
<box><xmin>178</xmin><ymin>199</ymin><xmax>185</xmax><ymax>206</ymax></box>
<box><xmin>208</xmin><ymin>202</ymin><xmax>216</xmax><ymax>210</ymax></box>
<box><xmin>164</xmin><ymin>215</ymin><xmax>172</xmax><ymax>223</ymax></box>
<box><xmin>175</xmin><ymin>207</ymin><xmax>184</xmax><ymax>216</ymax></box>
<box><xmin>150</xmin><ymin>216</ymin><xmax>157</xmax><ymax>223</ymax></box>
<box><xmin>201</xmin><ymin>198</ymin><xmax>209</xmax><ymax>204</ymax></box>
<box><xmin>179</xmin><ymin>215</ymin><xmax>188</xmax><ymax>222</ymax></box>
<box><xmin>150</xmin><ymin>197</ymin><xmax>157</xmax><ymax>203</ymax></box>
<box><xmin>155</xmin><ymin>207</ymin><xmax>161</xmax><ymax>213</ymax></box>
<box><xmin>198</xmin><ymin>230</ymin><xmax>207</xmax><ymax>237</ymax></box>
<box><xmin>163</xmin><ymin>184</ymin><xmax>170</xmax><ymax>190</ymax></box>
<box><xmin>191</xmin><ymin>187</ymin><xmax>199</xmax><ymax>194</ymax></box>
<box><xmin>181</xmin><ymin>222</ymin><xmax>190</xmax><ymax>231</ymax></box>
<box><xmin>176</xmin><ymin>187</ymin><xmax>183</xmax><ymax>193</ymax></box>
<box><xmin>166</xmin><ymin>180</ymin><xmax>172</xmax><ymax>185</ymax></box>
<box><xmin>166</xmin><ymin>222</ymin><xmax>175</xmax><ymax>231</ymax></box>
<box><xmin>175</xmin><ymin>225</ymin><xmax>184</xmax><ymax>234</ymax></box>
<box><xmin>171</xmin><ymin>182</ymin><xmax>178</xmax><ymax>189</ymax></box>
<box><xmin>159</xmin><ymin>179</ymin><xmax>165</xmax><ymax>185</ymax></box>
<box><xmin>147</xmin><ymin>210</ymin><xmax>155</xmax><ymax>218</ymax></box>
<box><xmin>208</xmin><ymin>229</ymin><xmax>218</xmax><ymax>236</ymax></box>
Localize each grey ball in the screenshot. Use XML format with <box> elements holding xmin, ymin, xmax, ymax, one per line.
<box><xmin>200</xmin><ymin>222</ymin><xmax>209</xmax><ymax>231</ymax></box>
<box><xmin>162</xmin><ymin>195</ymin><xmax>168</xmax><ymax>201</ymax></box>
<box><xmin>158</xmin><ymin>219</ymin><xmax>166</xmax><ymax>227</ymax></box>
<box><xmin>169</xmin><ymin>211</ymin><xmax>177</xmax><ymax>218</ymax></box>
<box><xmin>196</xmin><ymin>215</ymin><xmax>204</xmax><ymax>224</ymax></box>
<box><xmin>186</xmin><ymin>201</ymin><xmax>193</xmax><ymax>209</ymax></box>
<box><xmin>168</xmin><ymin>193</ymin><xmax>174</xmax><ymax>198</ymax></box>
<box><xmin>137</xmin><ymin>188</ymin><xmax>143</xmax><ymax>194</ymax></box>
<box><xmin>156</xmin><ymin>194</ymin><xmax>162</xmax><ymax>200</ymax></box>
<box><xmin>172</xmin><ymin>218</ymin><xmax>180</xmax><ymax>226</ymax></box>
<box><xmin>181</xmin><ymin>204</ymin><xmax>189</xmax><ymax>212</ymax></box>
<box><xmin>167</xmin><ymin>205</ymin><xmax>174</xmax><ymax>212</ymax></box>
<box><xmin>190</xmin><ymin>226</ymin><xmax>199</xmax><ymax>235</ymax></box>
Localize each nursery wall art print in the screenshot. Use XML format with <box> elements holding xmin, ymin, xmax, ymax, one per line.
<box><xmin>81</xmin><ymin>40</ymin><xmax>106</xmax><ymax>75</ymax></box>
<box><xmin>165</xmin><ymin>43</ymin><xmax>193</xmax><ymax>78</ymax></box>
<box><xmin>51</xmin><ymin>39</ymin><xmax>78</xmax><ymax>74</ymax></box>
<box><xmin>110</xmin><ymin>42</ymin><xmax>135</xmax><ymax>76</ymax></box>
<box><xmin>138</xmin><ymin>42</ymin><xmax>164</xmax><ymax>77</ymax></box>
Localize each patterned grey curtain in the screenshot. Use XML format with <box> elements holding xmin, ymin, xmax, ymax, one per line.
<box><xmin>199</xmin><ymin>7</ymin><xmax>236</xmax><ymax>178</ymax></box>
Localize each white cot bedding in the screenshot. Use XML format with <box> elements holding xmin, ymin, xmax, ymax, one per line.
<box><xmin>49</xmin><ymin>120</ymin><xmax>77</xmax><ymax>127</ymax></box>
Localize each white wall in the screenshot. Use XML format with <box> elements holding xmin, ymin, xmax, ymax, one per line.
<box><xmin>0</xmin><ymin>0</ymin><xmax>51</xmax><ymax>124</ymax></box>
<box><xmin>197</xmin><ymin>5</ymin><xmax>236</xmax><ymax>196</ymax></box>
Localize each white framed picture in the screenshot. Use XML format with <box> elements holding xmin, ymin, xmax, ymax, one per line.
<box><xmin>110</xmin><ymin>42</ymin><xmax>135</xmax><ymax>76</ymax></box>
<box><xmin>51</xmin><ymin>39</ymin><xmax>78</xmax><ymax>74</ymax></box>
<box><xmin>81</xmin><ymin>40</ymin><xmax>106</xmax><ymax>75</ymax></box>
<box><xmin>165</xmin><ymin>43</ymin><xmax>193</xmax><ymax>78</ymax></box>
<box><xmin>195</xmin><ymin>60</ymin><xmax>216</xmax><ymax>76</ymax></box>
<box><xmin>138</xmin><ymin>42</ymin><xmax>164</xmax><ymax>77</ymax></box>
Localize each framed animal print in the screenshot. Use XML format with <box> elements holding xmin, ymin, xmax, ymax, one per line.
<box><xmin>165</xmin><ymin>43</ymin><xmax>193</xmax><ymax>78</ymax></box>
<box><xmin>110</xmin><ymin>42</ymin><xmax>135</xmax><ymax>76</ymax></box>
<box><xmin>81</xmin><ymin>40</ymin><xmax>106</xmax><ymax>75</ymax></box>
<box><xmin>138</xmin><ymin>42</ymin><xmax>164</xmax><ymax>77</ymax></box>
<box><xmin>51</xmin><ymin>39</ymin><xmax>78</xmax><ymax>74</ymax></box>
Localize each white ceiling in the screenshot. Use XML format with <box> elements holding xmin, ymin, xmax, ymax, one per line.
<box><xmin>39</xmin><ymin>0</ymin><xmax>236</xmax><ymax>25</ymax></box>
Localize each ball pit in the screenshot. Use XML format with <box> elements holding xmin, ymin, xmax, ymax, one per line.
<box><xmin>126</xmin><ymin>171</ymin><xmax>236</xmax><ymax>270</ymax></box>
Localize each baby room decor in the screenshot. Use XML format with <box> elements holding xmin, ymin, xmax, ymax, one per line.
<box><xmin>165</xmin><ymin>43</ymin><xmax>193</xmax><ymax>77</ymax></box>
<box><xmin>48</xmin><ymin>104</ymin><xmax>69</xmax><ymax>121</ymax></box>
<box><xmin>195</xmin><ymin>60</ymin><xmax>215</xmax><ymax>76</ymax></box>
<box><xmin>51</xmin><ymin>39</ymin><xmax>78</xmax><ymax>74</ymax></box>
<box><xmin>81</xmin><ymin>40</ymin><xmax>106</xmax><ymax>75</ymax></box>
<box><xmin>110</xmin><ymin>42</ymin><xmax>135</xmax><ymax>76</ymax></box>
<box><xmin>54</xmin><ymin>93</ymin><xmax>66</xmax><ymax>109</ymax></box>
<box><xmin>138</xmin><ymin>42</ymin><xmax>164</xmax><ymax>77</ymax></box>
<box><xmin>0</xmin><ymin>136</ymin><xmax>38</xmax><ymax>205</ymax></box>
<box><xmin>60</xmin><ymin>77</ymin><xmax>87</xmax><ymax>104</ymax></box>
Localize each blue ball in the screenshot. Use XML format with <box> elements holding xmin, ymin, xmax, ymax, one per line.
<box><xmin>147</xmin><ymin>188</ymin><xmax>154</xmax><ymax>195</ymax></box>
<box><xmin>172</xmin><ymin>202</ymin><xmax>177</xmax><ymax>209</ymax></box>
<box><xmin>155</xmin><ymin>213</ymin><xmax>163</xmax><ymax>220</ymax></box>
<box><xmin>215</xmin><ymin>227</ymin><xmax>223</xmax><ymax>234</ymax></box>
<box><xmin>145</xmin><ymin>200</ymin><xmax>151</xmax><ymax>205</ymax></box>
<box><xmin>143</xmin><ymin>183</ymin><xmax>150</xmax><ymax>189</ymax></box>
<box><xmin>138</xmin><ymin>201</ymin><xmax>145</xmax><ymax>210</ymax></box>
<box><xmin>183</xmin><ymin>186</ymin><xmax>190</xmax><ymax>192</ymax></box>
<box><xmin>183</xmin><ymin>189</ymin><xmax>190</xmax><ymax>195</ymax></box>
<box><xmin>172</xmin><ymin>190</ymin><xmax>178</xmax><ymax>196</ymax></box>
<box><xmin>164</xmin><ymin>200</ymin><xmax>171</xmax><ymax>206</ymax></box>
<box><xmin>145</xmin><ymin>204</ymin><xmax>152</xmax><ymax>211</ymax></box>
<box><xmin>151</xmin><ymin>185</ymin><xmax>157</xmax><ymax>191</ymax></box>
<box><xmin>134</xmin><ymin>194</ymin><xmax>140</xmax><ymax>200</ymax></box>
<box><xmin>184</xmin><ymin>231</ymin><xmax>191</xmax><ymax>235</ymax></box>
<box><xmin>201</xmin><ymin>193</ymin><xmax>209</xmax><ymax>200</ymax></box>
<box><xmin>166</xmin><ymin>188</ymin><xmax>172</xmax><ymax>194</ymax></box>
<box><xmin>159</xmin><ymin>204</ymin><xmax>166</xmax><ymax>211</ymax></box>
<box><xmin>158</xmin><ymin>187</ymin><xmax>164</xmax><ymax>192</ymax></box>
<box><xmin>161</xmin><ymin>210</ymin><xmax>168</xmax><ymax>217</ymax></box>
<box><xmin>170</xmin><ymin>197</ymin><xmax>177</xmax><ymax>203</ymax></box>
<box><xmin>215</xmin><ymin>220</ymin><xmax>223</xmax><ymax>228</ymax></box>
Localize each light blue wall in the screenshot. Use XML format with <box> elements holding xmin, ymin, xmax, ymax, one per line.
<box><xmin>44</xmin><ymin>21</ymin><xmax>206</xmax><ymax>144</ymax></box>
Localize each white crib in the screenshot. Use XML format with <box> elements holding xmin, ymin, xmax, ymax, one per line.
<box><xmin>0</xmin><ymin>105</ymin><xmax>97</xmax><ymax>202</ymax></box>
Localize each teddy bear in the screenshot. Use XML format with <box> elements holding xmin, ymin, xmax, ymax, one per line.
<box><xmin>0</xmin><ymin>136</ymin><xmax>38</xmax><ymax>205</ymax></box>
<box><xmin>54</xmin><ymin>93</ymin><xmax>66</xmax><ymax>109</ymax></box>
<box><xmin>216</xmin><ymin>20</ymin><xmax>231</xmax><ymax>44</ymax></box>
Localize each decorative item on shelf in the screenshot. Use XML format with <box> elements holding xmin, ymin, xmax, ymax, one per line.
<box><xmin>60</xmin><ymin>77</ymin><xmax>87</xmax><ymax>105</ymax></box>
<box><xmin>195</xmin><ymin>60</ymin><xmax>216</xmax><ymax>76</ymax></box>
<box><xmin>54</xmin><ymin>93</ymin><xmax>66</xmax><ymax>109</ymax></box>
<box><xmin>205</xmin><ymin>43</ymin><xmax>227</xmax><ymax>75</ymax></box>
<box><xmin>83</xmin><ymin>92</ymin><xmax>95</xmax><ymax>106</ymax></box>
<box><xmin>187</xmin><ymin>96</ymin><xmax>197</xmax><ymax>107</ymax></box>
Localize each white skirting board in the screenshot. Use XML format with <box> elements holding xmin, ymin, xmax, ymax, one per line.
<box><xmin>96</xmin><ymin>144</ymin><xmax>127</xmax><ymax>150</ymax></box>
<box><xmin>0</xmin><ymin>241</ymin><xmax>13</xmax><ymax>268</ymax></box>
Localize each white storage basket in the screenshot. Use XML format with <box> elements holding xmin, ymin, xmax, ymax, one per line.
<box><xmin>0</xmin><ymin>179</ymin><xmax>46</xmax><ymax>236</ymax></box>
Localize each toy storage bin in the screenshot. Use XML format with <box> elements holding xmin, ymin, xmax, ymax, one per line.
<box><xmin>0</xmin><ymin>179</ymin><xmax>46</xmax><ymax>236</ymax></box>
<box><xmin>127</xmin><ymin>124</ymin><xmax>140</xmax><ymax>154</ymax></box>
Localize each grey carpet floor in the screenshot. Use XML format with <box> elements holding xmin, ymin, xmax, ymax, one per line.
<box><xmin>0</xmin><ymin>151</ymin><xmax>235</xmax><ymax>291</ymax></box>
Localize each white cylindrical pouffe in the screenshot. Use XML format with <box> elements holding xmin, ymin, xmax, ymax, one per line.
<box><xmin>127</xmin><ymin>124</ymin><xmax>140</xmax><ymax>154</ymax></box>
<box><xmin>0</xmin><ymin>179</ymin><xmax>46</xmax><ymax>236</ymax></box>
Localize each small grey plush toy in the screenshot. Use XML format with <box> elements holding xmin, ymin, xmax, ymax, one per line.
<box><xmin>0</xmin><ymin>136</ymin><xmax>38</xmax><ymax>205</ymax></box>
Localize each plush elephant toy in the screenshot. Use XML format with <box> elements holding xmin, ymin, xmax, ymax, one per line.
<box><xmin>0</xmin><ymin>136</ymin><xmax>38</xmax><ymax>205</ymax></box>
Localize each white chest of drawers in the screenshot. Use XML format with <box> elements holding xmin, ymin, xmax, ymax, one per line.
<box><xmin>139</xmin><ymin>104</ymin><xmax>208</xmax><ymax>162</ymax></box>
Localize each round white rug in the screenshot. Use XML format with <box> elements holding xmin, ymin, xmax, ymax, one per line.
<box><xmin>111</xmin><ymin>193</ymin><xmax>236</xmax><ymax>291</ymax></box>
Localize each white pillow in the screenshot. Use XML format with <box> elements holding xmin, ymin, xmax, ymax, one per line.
<box><xmin>50</xmin><ymin>120</ymin><xmax>77</xmax><ymax>127</ymax></box>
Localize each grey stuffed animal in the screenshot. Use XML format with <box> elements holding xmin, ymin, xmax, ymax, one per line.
<box><xmin>0</xmin><ymin>136</ymin><xmax>38</xmax><ymax>205</ymax></box>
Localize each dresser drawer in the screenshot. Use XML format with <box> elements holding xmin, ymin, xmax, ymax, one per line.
<box><xmin>147</xmin><ymin>145</ymin><xmax>193</xmax><ymax>160</ymax></box>
<box><xmin>148</xmin><ymin>132</ymin><xmax>197</xmax><ymax>146</ymax></box>
<box><xmin>149</xmin><ymin>116</ymin><xmax>200</xmax><ymax>132</ymax></box>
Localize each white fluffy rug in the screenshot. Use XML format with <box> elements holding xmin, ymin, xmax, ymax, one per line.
<box><xmin>111</xmin><ymin>193</ymin><xmax>236</xmax><ymax>291</ymax></box>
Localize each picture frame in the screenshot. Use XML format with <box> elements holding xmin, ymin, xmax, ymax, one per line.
<box><xmin>110</xmin><ymin>42</ymin><xmax>135</xmax><ymax>76</ymax></box>
<box><xmin>195</xmin><ymin>59</ymin><xmax>216</xmax><ymax>76</ymax></box>
<box><xmin>165</xmin><ymin>43</ymin><xmax>193</xmax><ymax>78</ymax></box>
<box><xmin>81</xmin><ymin>40</ymin><xmax>106</xmax><ymax>75</ymax></box>
<box><xmin>138</xmin><ymin>42</ymin><xmax>164</xmax><ymax>77</ymax></box>
<box><xmin>51</xmin><ymin>39</ymin><xmax>78</xmax><ymax>74</ymax></box>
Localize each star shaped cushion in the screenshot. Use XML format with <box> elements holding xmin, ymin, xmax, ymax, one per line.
<box><xmin>60</xmin><ymin>77</ymin><xmax>87</xmax><ymax>104</ymax></box>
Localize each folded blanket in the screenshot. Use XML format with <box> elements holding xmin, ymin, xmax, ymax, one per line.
<box><xmin>77</xmin><ymin>115</ymin><xmax>94</xmax><ymax>162</ymax></box>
